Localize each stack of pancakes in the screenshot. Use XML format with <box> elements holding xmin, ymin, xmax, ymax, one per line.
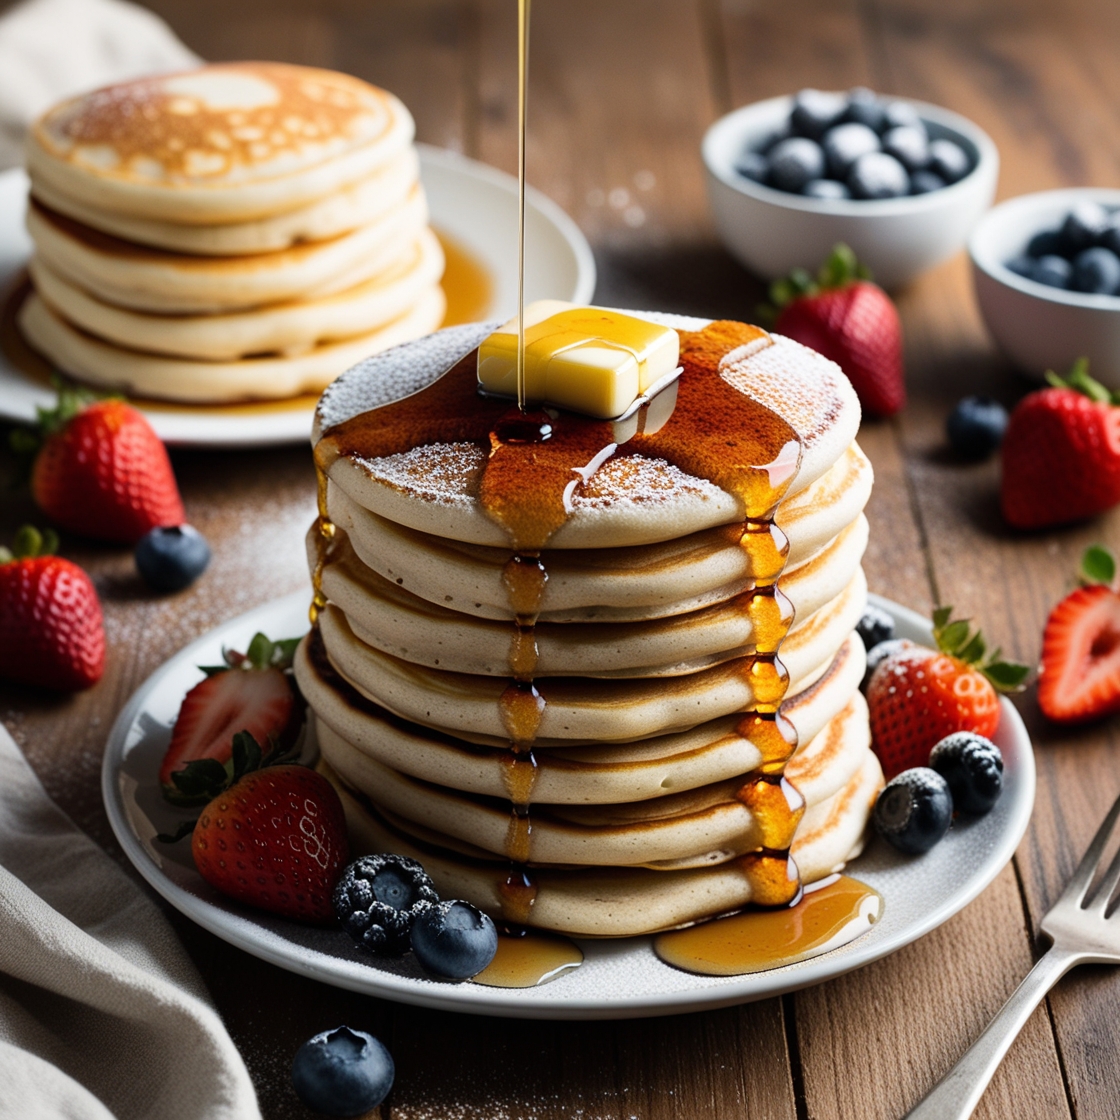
<box><xmin>294</xmin><ymin>314</ymin><xmax>883</xmax><ymax>938</ymax></box>
<box><xmin>18</xmin><ymin>62</ymin><xmax>445</xmax><ymax>404</ymax></box>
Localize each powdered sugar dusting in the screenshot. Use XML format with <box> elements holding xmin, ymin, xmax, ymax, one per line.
<box><xmin>571</xmin><ymin>454</ymin><xmax>721</xmax><ymax>508</ymax></box>
<box><xmin>355</xmin><ymin>441</ymin><xmax>484</xmax><ymax>506</ymax></box>
<box><xmin>316</xmin><ymin>322</ymin><xmax>500</xmax><ymax>434</ymax></box>
<box><xmin>720</xmin><ymin>333</ymin><xmax>851</xmax><ymax>448</ymax></box>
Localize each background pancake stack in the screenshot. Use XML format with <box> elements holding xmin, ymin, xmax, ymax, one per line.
<box><xmin>295</xmin><ymin>314</ymin><xmax>884</xmax><ymax>938</ymax></box>
<box><xmin>17</xmin><ymin>61</ymin><xmax>445</xmax><ymax>404</ymax></box>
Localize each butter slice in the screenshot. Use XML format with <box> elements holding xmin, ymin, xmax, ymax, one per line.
<box><xmin>477</xmin><ymin>300</ymin><xmax>680</xmax><ymax>419</ymax></box>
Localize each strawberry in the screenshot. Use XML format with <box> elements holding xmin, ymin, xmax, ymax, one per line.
<box><xmin>867</xmin><ymin>606</ymin><xmax>1028</xmax><ymax>779</ymax></box>
<box><xmin>1038</xmin><ymin>545</ymin><xmax>1120</xmax><ymax>723</ymax></box>
<box><xmin>0</xmin><ymin>525</ymin><xmax>104</xmax><ymax>691</ymax></box>
<box><xmin>18</xmin><ymin>385</ymin><xmax>185</xmax><ymax>544</ymax></box>
<box><xmin>1001</xmin><ymin>359</ymin><xmax>1120</xmax><ymax>530</ymax></box>
<box><xmin>769</xmin><ymin>243</ymin><xmax>906</xmax><ymax>418</ymax></box>
<box><xmin>160</xmin><ymin>632</ymin><xmax>302</xmax><ymax>805</ymax></box>
<box><xmin>162</xmin><ymin>731</ymin><xmax>348</xmax><ymax>924</ymax></box>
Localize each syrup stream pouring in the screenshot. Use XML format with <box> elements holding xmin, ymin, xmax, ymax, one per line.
<box><xmin>905</xmin><ymin>789</ymin><xmax>1120</xmax><ymax>1120</ymax></box>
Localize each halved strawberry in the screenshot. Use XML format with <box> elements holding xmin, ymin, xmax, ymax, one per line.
<box><xmin>160</xmin><ymin>632</ymin><xmax>302</xmax><ymax>804</ymax></box>
<box><xmin>1038</xmin><ymin>547</ymin><xmax>1120</xmax><ymax>724</ymax></box>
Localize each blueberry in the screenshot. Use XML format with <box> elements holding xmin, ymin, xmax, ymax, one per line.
<box><xmin>882</xmin><ymin>125</ymin><xmax>930</xmax><ymax>171</ymax></box>
<box><xmin>845</xmin><ymin>87</ymin><xmax>887</xmax><ymax>132</ymax></box>
<box><xmin>945</xmin><ymin>396</ymin><xmax>1010</xmax><ymax>460</ymax></box>
<box><xmin>883</xmin><ymin>100</ymin><xmax>924</xmax><ymax>133</ymax></box>
<box><xmin>822</xmin><ymin>122</ymin><xmax>880</xmax><ymax>178</ymax></box>
<box><xmin>861</xmin><ymin>637</ymin><xmax>912</xmax><ymax>693</ymax></box>
<box><xmin>1004</xmin><ymin>254</ymin><xmax>1035</xmax><ymax>278</ymax></box>
<box><xmin>1099</xmin><ymin>215</ymin><xmax>1120</xmax><ymax>256</ymax></box>
<box><xmin>856</xmin><ymin>605</ymin><xmax>895</xmax><ymax>651</ymax></box>
<box><xmin>848</xmin><ymin>151</ymin><xmax>910</xmax><ymax>199</ymax></box>
<box><xmin>803</xmin><ymin>179</ymin><xmax>852</xmax><ymax>200</ymax></box>
<box><xmin>910</xmin><ymin>169</ymin><xmax>946</xmax><ymax>195</ymax></box>
<box><xmin>1026</xmin><ymin>227</ymin><xmax>1066</xmax><ymax>258</ymax></box>
<box><xmin>135</xmin><ymin>525</ymin><xmax>210</xmax><ymax>592</ymax></box>
<box><xmin>333</xmin><ymin>854</ymin><xmax>439</xmax><ymax>956</ymax></box>
<box><xmin>1031</xmin><ymin>254</ymin><xmax>1073</xmax><ymax>289</ymax></box>
<box><xmin>410</xmin><ymin>900</ymin><xmax>498</xmax><ymax>980</ymax></box>
<box><xmin>929</xmin><ymin>732</ymin><xmax>1004</xmax><ymax>815</ymax></box>
<box><xmin>790</xmin><ymin>89</ymin><xmax>849</xmax><ymax>140</ymax></box>
<box><xmin>1071</xmin><ymin>246</ymin><xmax>1120</xmax><ymax>295</ymax></box>
<box><xmin>1061</xmin><ymin>202</ymin><xmax>1110</xmax><ymax>252</ymax></box>
<box><xmin>873</xmin><ymin>768</ymin><xmax>953</xmax><ymax>854</ymax></box>
<box><xmin>292</xmin><ymin>1027</ymin><xmax>394</xmax><ymax>1117</ymax></box>
<box><xmin>735</xmin><ymin>150</ymin><xmax>770</xmax><ymax>184</ymax></box>
<box><xmin>766</xmin><ymin>137</ymin><xmax>826</xmax><ymax>193</ymax></box>
<box><xmin>928</xmin><ymin>138</ymin><xmax>971</xmax><ymax>183</ymax></box>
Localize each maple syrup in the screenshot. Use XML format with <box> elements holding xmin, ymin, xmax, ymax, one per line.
<box><xmin>473</xmin><ymin>929</ymin><xmax>584</xmax><ymax>988</ymax></box>
<box><xmin>306</xmin><ymin>0</ymin><xmax>838</xmax><ymax>959</ymax></box>
<box><xmin>653</xmin><ymin>875</ymin><xmax>882</xmax><ymax>976</ymax></box>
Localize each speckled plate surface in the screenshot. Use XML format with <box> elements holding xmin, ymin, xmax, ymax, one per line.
<box><xmin>0</xmin><ymin>147</ymin><xmax>595</xmax><ymax>447</ymax></box>
<box><xmin>102</xmin><ymin>591</ymin><xmax>1035</xmax><ymax>1020</ymax></box>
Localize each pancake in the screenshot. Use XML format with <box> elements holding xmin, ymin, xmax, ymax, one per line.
<box><xmin>29</xmin><ymin>227</ymin><xmax>444</xmax><ymax>360</ymax></box>
<box><xmin>29</xmin><ymin>147</ymin><xmax>420</xmax><ymax>255</ymax></box>
<box><xmin>312</xmin><ymin>696</ymin><xmax>870</xmax><ymax>869</ymax></box>
<box><xmin>323</xmin><ymin>442</ymin><xmax>873</xmax><ymax>622</ymax></box>
<box><xmin>313</xmin><ymin>317</ymin><xmax>861</xmax><ymax>549</ymax></box>
<box><xmin>314</xmin><ymin>568</ymin><xmax>865</xmax><ymax>742</ymax></box>
<box><xmin>294</xmin><ymin>628</ymin><xmax>866</xmax><ymax>804</ymax></box>
<box><xmin>26</xmin><ymin>188</ymin><xmax>428</xmax><ymax>313</ymax></box>
<box><xmin>314</xmin><ymin>516</ymin><xmax>868</xmax><ymax>676</ymax></box>
<box><xmin>322</xmin><ymin>750</ymin><xmax>884</xmax><ymax>937</ymax></box>
<box><xmin>27</xmin><ymin>63</ymin><xmax>415</xmax><ymax>224</ymax></box>
<box><xmin>18</xmin><ymin>287</ymin><xmax>446</xmax><ymax>403</ymax></box>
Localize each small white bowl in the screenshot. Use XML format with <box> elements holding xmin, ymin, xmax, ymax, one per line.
<box><xmin>970</xmin><ymin>188</ymin><xmax>1120</xmax><ymax>386</ymax></box>
<box><xmin>702</xmin><ymin>94</ymin><xmax>999</xmax><ymax>290</ymax></box>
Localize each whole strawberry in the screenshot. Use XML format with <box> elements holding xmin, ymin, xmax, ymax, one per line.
<box><xmin>1001</xmin><ymin>359</ymin><xmax>1120</xmax><ymax>530</ymax></box>
<box><xmin>867</xmin><ymin>606</ymin><xmax>1028</xmax><ymax>779</ymax></box>
<box><xmin>1038</xmin><ymin>545</ymin><xmax>1120</xmax><ymax>724</ymax></box>
<box><xmin>21</xmin><ymin>385</ymin><xmax>184</xmax><ymax>544</ymax></box>
<box><xmin>0</xmin><ymin>525</ymin><xmax>104</xmax><ymax>690</ymax></box>
<box><xmin>770</xmin><ymin>243</ymin><xmax>906</xmax><ymax>418</ymax></box>
<box><xmin>163</xmin><ymin>732</ymin><xmax>349</xmax><ymax>924</ymax></box>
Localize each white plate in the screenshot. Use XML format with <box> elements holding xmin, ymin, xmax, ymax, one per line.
<box><xmin>102</xmin><ymin>592</ymin><xmax>1035</xmax><ymax>1020</ymax></box>
<box><xmin>0</xmin><ymin>145</ymin><xmax>596</xmax><ymax>447</ymax></box>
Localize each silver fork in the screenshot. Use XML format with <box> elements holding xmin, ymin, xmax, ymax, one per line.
<box><xmin>905</xmin><ymin>790</ymin><xmax>1120</xmax><ymax>1120</ymax></box>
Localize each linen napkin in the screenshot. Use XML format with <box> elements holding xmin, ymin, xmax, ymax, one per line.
<box><xmin>0</xmin><ymin>0</ymin><xmax>200</xmax><ymax>171</ymax></box>
<box><xmin>0</xmin><ymin>723</ymin><xmax>261</xmax><ymax>1120</ymax></box>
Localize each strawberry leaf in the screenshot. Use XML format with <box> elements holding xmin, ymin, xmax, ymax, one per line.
<box><xmin>957</xmin><ymin>630</ymin><xmax>987</xmax><ymax>665</ymax></box>
<box><xmin>1080</xmin><ymin>545</ymin><xmax>1117</xmax><ymax>588</ymax></box>
<box><xmin>983</xmin><ymin>660</ymin><xmax>1031</xmax><ymax>691</ymax></box>
<box><xmin>246</xmin><ymin>632</ymin><xmax>274</xmax><ymax>670</ymax></box>
<box><xmin>1045</xmin><ymin>358</ymin><xmax>1119</xmax><ymax>405</ymax></box>
<box><xmin>937</xmin><ymin>619</ymin><xmax>972</xmax><ymax>655</ymax></box>
<box><xmin>931</xmin><ymin>605</ymin><xmax>953</xmax><ymax>630</ymax></box>
<box><xmin>167</xmin><ymin>757</ymin><xmax>229</xmax><ymax>805</ymax></box>
<box><xmin>271</xmin><ymin>637</ymin><xmax>301</xmax><ymax>669</ymax></box>
<box><xmin>156</xmin><ymin>818</ymin><xmax>197</xmax><ymax>844</ymax></box>
<box><xmin>231</xmin><ymin>730</ymin><xmax>263</xmax><ymax>780</ymax></box>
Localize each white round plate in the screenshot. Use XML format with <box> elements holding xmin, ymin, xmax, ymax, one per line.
<box><xmin>0</xmin><ymin>145</ymin><xmax>595</xmax><ymax>447</ymax></box>
<box><xmin>102</xmin><ymin>592</ymin><xmax>1035</xmax><ymax>1020</ymax></box>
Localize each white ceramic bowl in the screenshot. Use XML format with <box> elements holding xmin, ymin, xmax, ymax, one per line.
<box><xmin>703</xmin><ymin>95</ymin><xmax>999</xmax><ymax>290</ymax></box>
<box><xmin>970</xmin><ymin>188</ymin><xmax>1120</xmax><ymax>386</ymax></box>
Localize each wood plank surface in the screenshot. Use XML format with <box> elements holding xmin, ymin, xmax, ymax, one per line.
<box><xmin>2</xmin><ymin>0</ymin><xmax>1119</xmax><ymax>1116</ymax></box>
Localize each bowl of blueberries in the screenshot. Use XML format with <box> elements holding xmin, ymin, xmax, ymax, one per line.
<box><xmin>970</xmin><ymin>190</ymin><xmax>1120</xmax><ymax>385</ymax></box>
<box><xmin>703</xmin><ymin>88</ymin><xmax>998</xmax><ymax>290</ymax></box>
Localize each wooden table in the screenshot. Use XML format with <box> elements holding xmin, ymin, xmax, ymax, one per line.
<box><xmin>3</xmin><ymin>1</ymin><xmax>1119</xmax><ymax>1116</ymax></box>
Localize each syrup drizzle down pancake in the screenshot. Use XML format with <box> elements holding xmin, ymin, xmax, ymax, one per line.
<box><xmin>297</xmin><ymin>313</ymin><xmax>882</xmax><ymax>936</ymax></box>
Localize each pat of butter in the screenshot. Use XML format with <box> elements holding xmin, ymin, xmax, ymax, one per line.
<box><xmin>477</xmin><ymin>300</ymin><xmax>680</xmax><ymax>419</ymax></box>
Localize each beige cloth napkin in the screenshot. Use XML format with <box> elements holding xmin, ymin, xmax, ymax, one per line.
<box><xmin>0</xmin><ymin>0</ymin><xmax>200</xmax><ymax>171</ymax></box>
<box><xmin>0</xmin><ymin>724</ymin><xmax>261</xmax><ymax>1120</ymax></box>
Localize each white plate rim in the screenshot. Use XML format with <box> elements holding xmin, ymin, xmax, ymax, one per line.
<box><xmin>0</xmin><ymin>147</ymin><xmax>596</xmax><ymax>448</ymax></box>
<box><xmin>101</xmin><ymin>591</ymin><xmax>1036</xmax><ymax>1020</ymax></box>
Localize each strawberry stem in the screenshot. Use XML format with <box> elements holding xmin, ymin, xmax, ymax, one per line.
<box><xmin>766</xmin><ymin>242</ymin><xmax>874</xmax><ymax>311</ymax></box>
<box><xmin>0</xmin><ymin>524</ymin><xmax>59</xmax><ymax>564</ymax></box>
<box><xmin>1044</xmin><ymin>358</ymin><xmax>1120</xmax><ymax>406</ymax></box>
<box><xmin>932</xmin><ymin>605</ymin><xmax>1030</xmax><ymax>692</ymax></box>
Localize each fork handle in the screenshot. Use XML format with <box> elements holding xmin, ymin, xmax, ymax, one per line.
<box><xmin>903</xmin><ymin>946</ymin><xmax>1080</xmax><ymax>1120</ymax></box>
